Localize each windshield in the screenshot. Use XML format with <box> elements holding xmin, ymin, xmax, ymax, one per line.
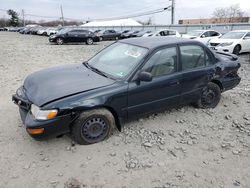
<box><xmin>186</xmin><ymin>30</ymin><xmax>203</xmax><ymax>37</ymax></box>
<box><xmin>221</xmin><ymin>32</ymin><xmax>246</xmax><ymax>39</ymax></box>
<box><xmin>88</xmin><ymin>42</ymin><xmax>148</xmax><ymax>78</ymax></box>
<box><xmin>58</xmin><ymin>28</ymin><xmax>70</xmax><ymax>34</ymax></box>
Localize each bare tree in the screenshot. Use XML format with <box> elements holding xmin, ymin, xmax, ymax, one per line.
<box><xmin>213</xmin><ymin>4</ymin><xmax>245</xmax><ymax>23</ymax></box>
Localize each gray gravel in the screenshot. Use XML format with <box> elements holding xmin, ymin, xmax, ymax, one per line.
<box><xmin>0</xmin><ymin>32</ymin><xmax>250</xmax><ymax>188</ymax></box>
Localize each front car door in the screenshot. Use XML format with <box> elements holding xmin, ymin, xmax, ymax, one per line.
<box><xmin>67</xmin><ymin>30</ymin><xmax>81</xmax><ymax>42</ymax></box>
<box><xmin>241</xmin><ymin>32</ymin><xmax>250</xmax><ymax>52</ymax></box>
<box><xmin>127</xmin><ymin>46</ymin><xmax>182</xmax><ymax>118</ymax></box>
<box><xmin>179</xmin><ymin>44</ymin><xmax>216</xmax><ymax>104</ymax></box>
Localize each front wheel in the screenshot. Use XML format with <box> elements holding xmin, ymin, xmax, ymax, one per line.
<box><xmin>72</xmin><ymin>108</ymin><xmax>115</xmax><ymax>145</ymax></box>
<box><xmin>196</xmin><ymin>82</ymin><xmax>221</xmax><ymax>109</ymax></box>
<box><xmin>86</xmin><ymin>38</ymin><xmax>94</xmax><ymax>45</ymax></box>
<box><xmin>56</xmin><ymin>38</ymin><xmax>64</xmax><ymax>45</ymax></box>
<box><xmin>233</xmin><ymin>45</ymin><xmax>241</xmax><ymax>55</ymax></box>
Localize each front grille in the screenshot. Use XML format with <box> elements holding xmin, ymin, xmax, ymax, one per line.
<box><xmin>210</xmin><ymin>43</ymin><xmax>220</xmax><ymax>47</ymax></box>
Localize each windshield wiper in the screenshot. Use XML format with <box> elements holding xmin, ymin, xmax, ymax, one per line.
<box><xmin>83</xmin><ymin>62</ymin><xmax>114</xmax><ymax>79</ymax></box>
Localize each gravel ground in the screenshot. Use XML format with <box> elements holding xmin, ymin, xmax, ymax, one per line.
<box><xmin>0</xmin><ymin>32</ymin><xmax>249</xmax><ymax>188</ymax></box>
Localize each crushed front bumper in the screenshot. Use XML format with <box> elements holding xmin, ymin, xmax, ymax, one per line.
<box><xmin>12</xmin><ymin>94</ymin><xmax>72</xmax><ymax>140</ymax></box>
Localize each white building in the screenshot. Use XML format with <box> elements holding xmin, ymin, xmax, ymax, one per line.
<box><xmin>81</xmin><ymin>19</ymin><xmax>142</xmax><ymax>27</ymax></box>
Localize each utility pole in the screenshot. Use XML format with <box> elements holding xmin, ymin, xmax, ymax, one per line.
<box><xmin>21</xmin><ymin>9</ymin><xmax>25</xmax><ymax>26</ymax></box>
<box><xmin>170</xmin><ymin>0</ymin><xmax>175</xmax><ymax>24</ymax></box>
<box><xmin>60</xmin><ymin>5</ymin><xmax>65</xmax><ymax>26</ymax></box>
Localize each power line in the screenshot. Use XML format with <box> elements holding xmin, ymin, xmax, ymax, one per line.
<box><xmin>90</xmin><ymin>6</ymin><xmax>172</xmax><ymax>21</ymax></box>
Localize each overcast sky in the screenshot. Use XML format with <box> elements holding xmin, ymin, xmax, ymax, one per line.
<box><xmin>0</xmin><ymin>0</ymin><xmax>249</xmax><ymax>24</ymax></box>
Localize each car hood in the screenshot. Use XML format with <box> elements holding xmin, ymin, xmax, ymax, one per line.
<box><xmin>23</xmin><ymin>64</ymin><xmax>115</xmax><ymax>107</ymax></box>
<box><xmin>209</xmin><ymin>38</ymin><xmax>239</xmax><ymax>43</ymax></box>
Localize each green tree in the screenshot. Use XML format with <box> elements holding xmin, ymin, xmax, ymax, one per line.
<box><xmin>7</xmin><ymin>9</ymin><xmax>19</xmax><ymax>27</ymax></box>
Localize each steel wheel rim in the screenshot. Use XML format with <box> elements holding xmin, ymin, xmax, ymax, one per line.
<box><xmin>87</xmin><ymin>38</ymin><xmax>93</xmax><ymax>44</ymax></box>
<box><xmin>57</xmin><ymin>39</ymin><xmax>63</xmax><ymax>45</ymax></box>
<box><xmin>81</xmin><ymin>116</ymin><xmax>108</xmax><ymax>143</ymax></box>
<box><xmin>201</xmin><ymin>89</ymin><xmax>216</xmax><ymax>106</ymax></box>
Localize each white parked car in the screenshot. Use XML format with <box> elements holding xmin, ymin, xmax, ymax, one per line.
<box><xmin>37</xmin><ymin>28</ymin><xmax>48</xmax><ymax>35</ymax></box>
<box><xmin>143</xmin><ymin>29</ymin><xmax>181</xmax><ymax>37</ymax></box>
<box><xmin>46</xmin><ymin>28</ymin><xmax>59</xmax><ymax>36</ymax></box>
<box><xmin>182</xmin><ymin>30</ymin><xmax>222</xmax><ymax>45</ymax></box>
<box><xmin>209</xmin><ymin>30</ymin><xmax>250</xmax><ymax>55</ymax></box>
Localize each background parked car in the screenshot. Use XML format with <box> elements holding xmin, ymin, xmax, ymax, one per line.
<box><xmin>46</xmin><ymin>28</ymin><xmax>61</xmax><ymax>36</ymax></box>
<box><xmin>0</xmin><ymin>27</ymin><xmax>9</xmax><ymax>31</ymax></box>
<box><xmin>37</xmin><ymin>28</ymin><xmax>48</xmax><ymax>36</ymax></box>
<box><xmin>209</xmin><ymin>30</ymin><xmax>250</xmax><ymax>55</ymax></box>
<box><xmin>182</xmin><ymin>30</ymin><xmax>222</xmax><ymax>45</ymax></box>
<box><xmin>97</xmin><ymin>30</ymin><xmax>121</xmax><ymax>41</ymax></box>
<box><xmin>131</xmin><ymin>30</ymin><xmax>152</xmax><ymax>37</ymax></box>
<box><xmin>49</xmin><ymin>29</ymin><xmax>100</xmax><ymax>45</ymax></box>
<box><xmin>143</xmin><ymin>29</ymin><xmax>181</xmax><ymax>37</ymax></box>
<box><xmin>120</xmin><ymin>30</ymin><xmax>140</xmax><ymax>39</ymax></box>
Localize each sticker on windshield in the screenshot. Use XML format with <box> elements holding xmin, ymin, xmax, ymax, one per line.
<box><xmin>116</xmin><ymin>72</ymin><xmax>125</xmax><ymax>77</ymax></box>
<box><xmin>125</xmin><ymin>50</ymin><xmax>142</xmax><ymax>58</ymax></box>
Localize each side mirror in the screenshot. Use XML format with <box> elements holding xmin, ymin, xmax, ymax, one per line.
<box><xmin>201</xmin><ymin>34</ymin><xmax>206</xmax><ymax>38</ymax></box>
<box><xmin>137</xmin><ymin>71</ymin><xmax>153</xmax><ymax>82</ymax></box>
<box><xmin>243</xmin><ymin>36</ymin><xmax>250</xmax><ymax>40</ymax></box>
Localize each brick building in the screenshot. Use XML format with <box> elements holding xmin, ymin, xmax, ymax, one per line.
<box><xmin>179</xmin><ymin>17</ymin><xmax>250</xmax><ymax>24</ymax></box>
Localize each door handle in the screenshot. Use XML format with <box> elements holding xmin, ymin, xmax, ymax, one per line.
<box><xmin>169</xmin><ymin>81</ymin><xmax>180</xmax><ymax>86</ymax></box>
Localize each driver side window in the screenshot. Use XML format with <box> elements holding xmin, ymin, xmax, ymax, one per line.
<box><xmin>142</xmin><ymin>47</ymin><xmax>177</xmax><ymax>77</ymax></box>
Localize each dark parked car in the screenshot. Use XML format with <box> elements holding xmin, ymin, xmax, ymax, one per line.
<box><xmin>97</xmin><ymin>30</ymin><xmax>121</xmax><ymax>41</ymax></box>
<box><xmin>19</xmin><ymin>27</ymin><xmax>32</xmax><ymax>34</ymax></box>
<box><xmin>12</xmin><ymin>37</ymin><xmax>241</xmax><ymax>145</ymax></box>
<box><xmin>49</xmin><ymin>29</ymin><xmax>100</xmax><ymax>45</ymax></box>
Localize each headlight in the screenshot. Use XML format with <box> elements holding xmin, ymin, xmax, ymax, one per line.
<box><xmin>219</xmin><ymin>42</ymin><xmax>233</xmax><ymax>47</ymax></box>
<box><xmin>16</xmin><ymin>87</ymin><xmax>24</xmax><ymax>97</ymax></box>
<box><xmin>31</xmin><ymin>104</ymin><xmax>58</xmax><ymax>120</ymax></box>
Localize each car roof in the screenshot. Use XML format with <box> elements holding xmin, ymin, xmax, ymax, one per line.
<box><xmin>120</xmin><ymin>37</ymin><xmax>194</xmax><ymax>49</ymax></box>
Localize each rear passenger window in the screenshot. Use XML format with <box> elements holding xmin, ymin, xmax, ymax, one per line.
<box><xmin>142</xmin><ymin>47</ymin><xmax>177</xmax><ymax>77</ymax></box>
<box><xmin>180</xmin><ymin>45</ymin><xmax>205</xmax><ymax>71</ymax></box>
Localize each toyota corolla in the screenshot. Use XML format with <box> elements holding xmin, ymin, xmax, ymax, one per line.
<box><xmin>12</xmin><ymin>37</ymin><xmax>241</xmax><ymax>145</ymax></box>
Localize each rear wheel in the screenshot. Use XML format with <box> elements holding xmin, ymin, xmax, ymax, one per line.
<box><xmin>56</xmin><ymin>38</ymin><xmax>64</xmax><ymax>45</ymax></box>
<box><xmin>99</xmin><ymin>36</ymin><xmax>103</xmax><ymax>41</ymax></box>
<box><xmin>72</xmin><ymin>108</ymin><xmax>115</xmax><ymax>145</ymax></box>
<box><xmin>86</xmin><ymin>38</ymin><xmax>94</xmax><ymax>45</ymax></box>
<box><xmin>196</xmin><ymin>82</ymin><xmax>221</xmax><ymax>109</ymax></box>
<box><xmin>233</xmin><ymin>45</ymin><xmax>241</xmax><ymax>55</ymax></box>
<box><xmin>115</xmin><ymin>36</ymin><xmax>119</xmax><ymax>40</ymax></box>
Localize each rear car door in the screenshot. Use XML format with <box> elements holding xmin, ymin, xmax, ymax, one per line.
<box><xmin>179</xmin><ymin>44</ymin><xmax>215</xmax><ymax>104</ymax></box>
<box><xmin>128</xmin><ymin>46</ymin><xmax>182</xmax><ymax>118</ymax></box>
<box><xmin>78</xmin><ymin>30</ymin><xmax>88</xmax><ymax>42</ymax></box>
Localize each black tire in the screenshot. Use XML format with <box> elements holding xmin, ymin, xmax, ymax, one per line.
<box><xmin>56</xmin><ymin>38</ymin><xmax>64</xmax><ymax>45</ymax></box>
<box><xmin>115</xmin><ymin>36</ymin><xmax>119</xmax><ymax>40</ymax></box>
<box><xmin>86</xmin><ymin>38</ymin><xmax>94</xmax><ymax>45</ymax></box>
<box><xmin>99</xmin><ymin>36</ymin><xmax>103</xmax><ymax>41</ymax></box>
<box><xmin>43</xmin><ymin>32</ymin><xmax>47</xmax><ymax>36</ymax></box>
<box><xmin>233</xmin><ymin>45</ymin><xmax>241</xmax><ymax>55</ymax></box>
<box><xmin>72</xmin><ymin>108</ymin><xmax>115</xmax><ymax>145</ymax></box>
<box><xmin>196</xmin><ymin>82</ymin><xmax>221</xmax><ymax>109</ymax></box>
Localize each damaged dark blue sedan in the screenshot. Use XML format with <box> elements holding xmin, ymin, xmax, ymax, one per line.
<box><xmin>12</xmin><ymin>37</ymin><xmax>241</xmax><ymax>145</ymax></box>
